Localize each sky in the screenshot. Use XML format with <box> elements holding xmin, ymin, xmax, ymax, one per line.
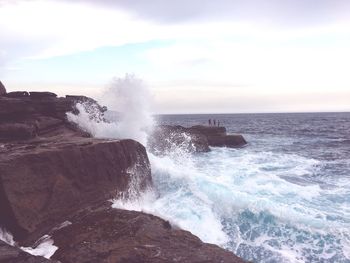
<box><xmin>0</xmin><ymin>0</ymin><xmax>350</xmax><ymax>113</ymax></box>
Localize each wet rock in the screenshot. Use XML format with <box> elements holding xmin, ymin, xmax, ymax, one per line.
<box><xmin>0</xmin><ymin>139</ymin><xmax>152</xmax><ymax>242</ymax></box>
<box><xmin>0</xmin><ymin>240</ymin><xmax>59</xmax><ymax>263</ymax></box>
<box><xmin>189</xmin><ymin>125</ymin><xmax>247</xmax><ymax>147</ymax></box>
<box><xmin>0</xmin><ymin>94</ymin><xmax>100</xmax><ymax>139</ymax></box>
<box><xmin>207</xmin><ymin>134</ymin><xmax>247</xmax><ymax>147</ymax></box>
<box><xmin>0</xmin><ymin>90</ymin><xmax>245</xmax><ymax>262</ymax></box>
<box><xmin>49</xmin><ymin>204</ymin><xmax>244</xmax><ymax>263</ymax></box>
<box><xmin>0</xmin><ymin>92</ymin><xmax>152</xmax><ymax>243</ymax></box>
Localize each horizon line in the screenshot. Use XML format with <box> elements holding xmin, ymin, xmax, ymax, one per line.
<box><xmin>154</xmin><ymin>111</ymin><xmax>350</xmax><ymax>115</ymax></box>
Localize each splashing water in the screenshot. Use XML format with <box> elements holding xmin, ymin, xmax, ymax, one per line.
<box><xmin>67</xmin><ymin>79</ymin><xmax>350</xmax><ymax>263</ymax></box>
<box><xmin>67</xmin><ymin>74</ymin><xmax>154</xmax><ymax>145</ymax></box>
<box><xmin>0</xmin><ymin>228</ymin><xmax>57</xmax><ymax>259</ymax></box>
<box><xmin>0</xmin><ymin>228</ymin><xmax>15</xmax><ymax>246</ymax></box>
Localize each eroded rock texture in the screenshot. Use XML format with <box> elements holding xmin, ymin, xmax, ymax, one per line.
<box><xmin>0</xmin><ymin>91</ymin><xmax>245</xmax><ymax>263</ymax></box>
<box><xmin>0</xmin><ymin>93</ymin><xmax>151</xmax><ymax>242</ymax></box>
<box><xmin>49</xmin><ymin>204</ymin><xmax>244</xmax><ymax>263</ymax></box>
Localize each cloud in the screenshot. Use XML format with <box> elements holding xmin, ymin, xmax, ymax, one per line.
<box><xmin>73</xmin><ymin>0</ymin><xmax>350</xmax><ymax>26</ymax></box>
<box><xmin>1</xmin><ymin>0</ymin><xmax>350</xmax><ymax>114</ymax></box>
<box><xmin>1</xmin><ymin>0</ymin><xmax>349</xmax><ymax>66</ymax></box>
<box><xmin>152</xmin><ymin>83</ymin><xmax>350</xmax><ymax>114</ymax></box>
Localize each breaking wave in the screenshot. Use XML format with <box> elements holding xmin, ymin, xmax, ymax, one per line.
<box><xmin>67</xmin><ymin>77</ymin><xmax>350</xmax><ymax>263</ymax></box>
<box><xmin>67</xmin><ymin>74</ymin><xmax>153</xmax><ymax>145</ymax></box>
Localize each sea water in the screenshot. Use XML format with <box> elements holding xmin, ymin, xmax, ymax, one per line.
<box><xmin>67</xmin><ymin>78</ymin><xmax>350</xmax><ymax>263</ymax></box>
<box><xmin>137</xmin><ymin>112</ymin><xmax>350</xmax><ymax>263</ymax></box>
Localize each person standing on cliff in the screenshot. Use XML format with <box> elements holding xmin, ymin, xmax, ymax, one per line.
<box><xmin>208</xmin><ymin>119</ymin><xmax>211</xmax><ymax>126</ymax></box>
<box><xmin>218</xmin><ymin>121</ymin><xmax>220</xmax><ymax>127</ymax></box>
<box><xmin>213</xmin><ymin>119</ymin><xmax>216</xmax><ymax>126</ymax></box>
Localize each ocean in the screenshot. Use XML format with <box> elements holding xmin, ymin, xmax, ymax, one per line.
<box><xmin>135</xmin><ymin>112</ymin><xmax>350</xmax><ymax>263</ymax></box>
<box><xmin>71</xmin><ymin>106</ymin><xmax>350</xmax><ymax>262</ymax></box>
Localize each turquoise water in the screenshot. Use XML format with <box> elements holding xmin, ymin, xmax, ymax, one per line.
<box><xmin>145</xmin><ymin>113</ymin><xmax>350</xmax><ymax>262</ymax></box>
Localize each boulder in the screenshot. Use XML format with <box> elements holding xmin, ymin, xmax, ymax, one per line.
<box><xmin>48</xmin><ymin>204</ymin><xmax>244</xmax><ymax>263</ymax></box>
<box><xmin>0</xmin><ymin>138</ymin><xmax>152</xmax><ymax>241</ymax></box>
<box><xmin>0</xmin><ymin>240</ymin><xmax>58</xmax><ymax>263</ymax></box>
<box><xmin>0</xmin><ymin>81</ymin><xmax>6</xmax><ymax>96</ymax></box>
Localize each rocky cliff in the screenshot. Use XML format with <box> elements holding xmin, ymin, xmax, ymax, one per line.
<box><xmin>45</xmin><ymin>202</ymin><xmax>243</xmax><ymax>263</ymax></box>
<box><xmin>0</xmin><ymin>138</ymin><xmax>151</xmax><ymax>241</ymax></box>
<box><xmin>0</xmin><ymin>90</ymin><xmax>245</xmax><ymax>262</ymax></box>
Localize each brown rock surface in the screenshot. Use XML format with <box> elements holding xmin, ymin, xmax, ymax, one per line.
<box><xmin>189</xmin><ymin>125</ymin><xmax>247</xmax><ymax>148</ymax></box>
<box><xmin>49</xmin><ymin>204</ymin><xmax>244</xmax><ymax>263</ymax></box>
<box><xmin>0</xmin><ymin>91</ymin><xmax>245</xmax><ymax>263</ymax></box>
<box><xmin>0</xmin><ymin>93</ymin><xmax>152</xmax><ymax>242</ymax></box>
<box><xmin>0</xmin><ymin>138</ymin><xmax>151</xmax><ymax>242</ymax></box>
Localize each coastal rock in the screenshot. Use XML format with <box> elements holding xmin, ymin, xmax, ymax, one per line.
<box><xmin>0</xmin><ymin>138</ymin><xmax>152</xmax><ymax>241</ymax></box>
<box><xmin>0</xmin><ymin>95</ymin><xmax>98</xmax><ymax>140</ymax></box>
<box><xmin>0</xmin><ymin>81</ymin><xmax>6</xmax><ymax>96</ymax></box>
<box><xmin>0</xmin><ymin>90</ymin><xmax>245</xmax><ymax>262</ymax></box>
<box><xmin>0</xmin><ymin>91</ymin><xmax>152</xmax><ymax>242</ymax></box>
<box><xmin>189</xmin><ymin>125</ymin><xmax>247</xmax><ymax>147</ymax></box>
<box><xmin>29</xmin><ymin>91</ymin><xmax>57</xmax><ymax>99</ymax></box>
<box><xmin>148</xmin><ymin>125</ymin><xmax>210</xmax><ymax>155</ymax></box>
<box><xmin>49</xmin><ymin>204</ymin><xmax>244</xmax><ymax>263</ymax></box>
<box><xmin>0</xmin><ymin>240</ymin><xmax>59</xmax><ymax>263</ymax></box>
<box><xmin>4</xmin><ymin>91</ymin><xmax>30</xmax><ymax>98</ymax></box>
<box><xmin>149</xmin><ymin>125</ymin><xmax>247</xmax><ymax>155</ymax></box>
<box><xmin>0</xmin><ymin>123</ymin><xmax>36</xmax><ymax>141</ymax></box>
<box><xmin>207</xmin><ymin>134</ymin><xmax>247</xmax><ymax>147</ymax></box>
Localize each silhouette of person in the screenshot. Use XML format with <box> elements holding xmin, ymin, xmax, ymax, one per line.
<box><xmin>218</xmin><ymin>121</ymin><xmax>220</xmax><ymax>127</ymax></box>
<box><xmin>208</xmin><ymin>119</ymin><xmax>211</xmax><ymax>126</ymax></box>
<box><xmin>213</xmin><ymin>119</ymin><xmax>216</xmax><ymax>126</ymax></box>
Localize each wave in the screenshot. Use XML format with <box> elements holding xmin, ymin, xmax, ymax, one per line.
<box><xmin>68</xmin><ymin>76</ymin><xmax>350</xmax><ymax>263</ymax></box>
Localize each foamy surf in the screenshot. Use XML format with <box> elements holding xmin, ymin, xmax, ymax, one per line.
<box><xmin>67</xmin><ymin>78</ymin><xmax>350</xmax><ymax>263</ymax></box>
<box><xmin>0</xmin><ymin>229</ymin><xmax>58</xmax><ymax>259</ymax></box>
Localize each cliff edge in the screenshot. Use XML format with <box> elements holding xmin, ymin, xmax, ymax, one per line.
<box><xmin>0</xmin><ymin>90</ymin><xmax>245</xmax><ymax>262</ymax></box>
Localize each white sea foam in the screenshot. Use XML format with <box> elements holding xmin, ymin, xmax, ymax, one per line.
<box><xmin>21</xmin><ymin>235</ymin><xmax>58</xmax><ymax>259</ymax></box>
<box><xmin>0</xmin><ymin>229</ymin><xmax>57</xmax><ymax>259</ymax></box>
<box><xmin>67</xmin><ymin>76</ymin><xmax>350</xmax><ymax>262</ymax></box>
<box><xmin>0</xmin><ymin>228</ymin><xmax>15</xmax><ymax>246</ymax></box>
<box><xmin>67</xmin><ymin>74</ymin><xmax>154</xmax><ymax>145</ymax></box>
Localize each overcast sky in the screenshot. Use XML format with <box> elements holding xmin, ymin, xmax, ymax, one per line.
<box><xmin>1</xmin><ymin>0</ymin><xmax>350</xmax><ymax>113</ymax></box>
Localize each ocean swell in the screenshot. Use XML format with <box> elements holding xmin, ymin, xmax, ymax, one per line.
<box><xmin>68</xmin><ymin>79</ymin><xmax>350</xmax><ymax>263</ymax></box>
